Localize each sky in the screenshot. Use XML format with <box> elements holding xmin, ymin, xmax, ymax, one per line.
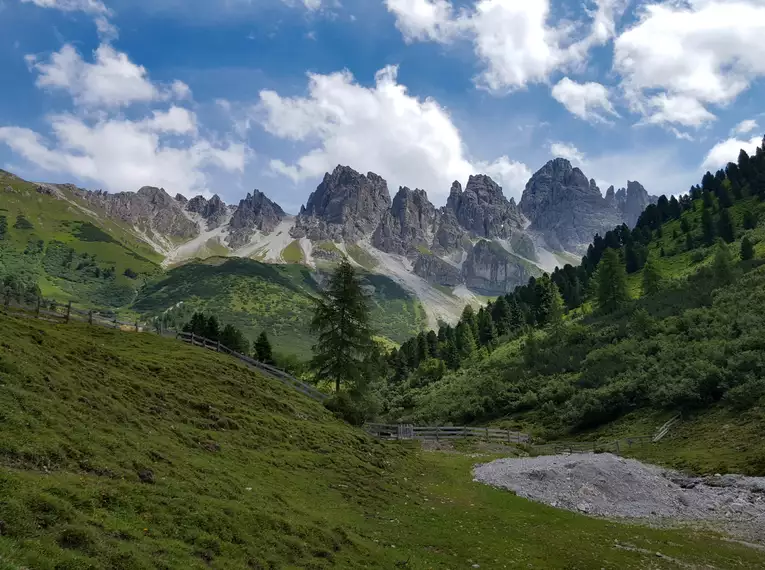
<box><xmin>0</xmin><ymin>0</ymin><xmax>763</xmax><ymax>213</ymax></box>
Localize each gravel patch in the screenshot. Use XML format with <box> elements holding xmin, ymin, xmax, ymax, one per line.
<box><xmin>473</xmin><ymin>453</ymin><xmax>765</xmax><ymax>542</ymax></box>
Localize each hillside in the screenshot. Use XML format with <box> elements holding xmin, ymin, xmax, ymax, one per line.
<box><xmin>132</xmin><ymin>257</ymin><xmax>427</xmax><ymax>355</ymax></box>
<box><xmin>0</xmin><ymin>171</ymin><xmax>162</xmax><ymax>307</ymax></box>
<box><xmin>1</xmin><ymin>315</ymin><xmax>764</xmax><ymax>568</ymax></box>
<box><xmin>382</xmin><ymin>141</ymin><xmax>765</xmax><ymax>473</ymax></box>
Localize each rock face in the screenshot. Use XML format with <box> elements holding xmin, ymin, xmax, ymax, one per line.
<box><xmin>446</xmin><ymin>176</ymin><xmax>524</xmax><ymax>239</ymax></box>
<box><xmin>81</xmin><ymin>186</ymin><xmax>199</xmax><ymax>242</ymax></box>
<box><xmin>186</xmin><ymin>194</ymin><xmax>228</xmax><ymax>230</ymax></box>
<box><xmin>462</xmin><ymin>240</ymin><xmax>534</xmax><ymax>294</ymax></box>
<box><xmin>614</xmin><ymin>181</ymin><xmax>657</xmax><ymax>228</ymax></box>
<box><xmin>519</xmin><ymin>159</ymin><xmax>622</xmax><ymax>253</ymax></box>
<box><xmin>413</xmin><ymin>253</ymin><xmax>462</xmax><ymax>286</ymax></box>
<box><xmin>372</xmin><ymin>187</ymin><xmax>438</xmax><ymax>256</ymax></box>
<box><xmin>227</xmin><ymin>190</ymin><xmax>286</xmax><ymax>249</ymax></box>
<box><xmin>292</xmin><ymin>165</ymin><xmax>391</xmax><ymax>241</ymax></box>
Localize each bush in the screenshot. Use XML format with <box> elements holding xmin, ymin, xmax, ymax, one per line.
<box><xmin>324</xmin><ymin>392</ymin><xmax>369</xmax><ymax>426</ymax></box>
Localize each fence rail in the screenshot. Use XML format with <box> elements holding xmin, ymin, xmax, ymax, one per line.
<box><xmin>177</xmin><ymin>331</ymin><xmax>327</xmax><ymax>402</ymax></box>
<box><xmin>364</xmin><ymin>423</ymin><xmax>531</xmax><ymax>444</ymax></box>
<box><xmin>1</xmin><ymin>292</ymin><xmax>329</xmax><ymax>403</ymax></box>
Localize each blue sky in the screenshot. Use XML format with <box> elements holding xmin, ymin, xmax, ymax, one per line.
<box><xmin>1</xmin><ymin>0</ymin><xmax>763</xmax><ymax>213</ymax></box>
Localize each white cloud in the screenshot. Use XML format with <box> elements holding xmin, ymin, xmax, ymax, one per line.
<box><xmin>386</xmin><ymin>0</ymin><xmax>463</xmax><ymax>42</ymax></box>
<box><xmin>257</xmin><ymin>65</ymin><xmax>530</xmax><ymax>201</ymax></box>
<box><xmin>0</xmin><ymin>111</ymin><xmax>244</xmax><ymax>196</ymax></box>
<box><xmin>1</xmin><ymin>44</ymin><xmax>247</xmax><ymax>197</ymax></box>
<box><xmin>550</xmin><ymin>142</ymin><xmax>586</xmax><ymax>166</ymax></box>
<box><xmin>732</xmin><ymin>119</ymin><xmax>759</xmax><ymax>136</ymax></box>
<box><xmin>28</xmin><ymin>44</ymin><xmax>193</xmax><ymax>109</ymax></box>
<box><xmin>702</xmin><ymin>134</ymin><xmax>762</xmax><ymax>171</ymax></box>
<box><xmin>551</xmin><ymin>77</ymin><xmax>619</xmax><ymax>123</ymax></box>
<box><xmin>21</xmin><ymin>0</ymin><xmax>116</xmax><ymax>39</ymax></box>
<box><xmin>303</xmin><ymin>0</ymin><xmax>321</xmax><ymax>10</ymax></box>
<box><xmin>614</xmin><ymin>0</ymin><xmax>765</xmax><ymax>127</ymax></box>
<box><xmin>386</xmin><ymin>0</ymin><xmax>625</xmax><ymax>92</ymax></box>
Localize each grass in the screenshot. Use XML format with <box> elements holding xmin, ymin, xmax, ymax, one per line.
<box><xmin>582</xmin><ymin>406</ymin><xmax>765</xmax><ymax>476</ymax></box>
<box><xmin>281</xmin><ymin>240</ymin><xmax>304</xmax><ymax>264</ymax></box>
<box><xmin>0</xmin><ymin>172</ymin><xmax>161</xmax><ymax>307</ymax></box>
<box><xmin>346</xmin><ymin>244</ymin><xmax>378</xmax><ymax>271</ymax></box>
<box><xmin>1</xmin><ymin>315</ymin><xmax>764</xmax><ymax>569</ymax></box>
<box><xmin>132</xmin><ymin>257</ymin><xmax>426</xmax><ymax>356</ymax></box>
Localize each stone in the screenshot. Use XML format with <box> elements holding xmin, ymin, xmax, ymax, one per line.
<box><xmin>372</xmin><ymin>187</ymin><xmax>438</xmax><ymax>257</ymax></box>
<box><xmin>462</xmin><ymin>240</ymin><xmax>536</xmax><ymax>294</ymax></box>
<box><xmin>519</xmin><ymin>158</ymin><xmax>622</xmax><ymax>253</ymax></box>
<box><xmin>138</xmin><ymin>469</ymin><xmax>155</xmax><ymax>484</ymax></box>
<box><xmin>226</xmin><ymin>190</ymin><xmax>286</xmax><ymax>249</ymax></box>
<box><xmin>413</xmin><ymin>253</ymin><xmax>462</xmax><ymax>286</ymax></box>
<box><xmin>445</xmin><ymin>175</ymin><xmax>524</xmax><ymax>239</ymax></box>
<box><xmin>292</xmin><ymin>165</ymin><xmax>391</xmax><ymax>242</ymax></box>
<box><xmin>186</xmin><ymin>194</ymin><xmax>229</xmax><ymax>230</ymax></box>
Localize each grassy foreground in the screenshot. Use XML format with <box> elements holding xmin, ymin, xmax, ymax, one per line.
<box><xmin>1</xmin><ymin>316</ymin><xmax>764</xmax><ymax>569</ymax></box>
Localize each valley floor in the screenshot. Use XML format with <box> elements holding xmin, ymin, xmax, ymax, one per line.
<box><xmin>1</xmin><ymin>316</ymin><xmax>764</xmax><ymax>569</ymax></box>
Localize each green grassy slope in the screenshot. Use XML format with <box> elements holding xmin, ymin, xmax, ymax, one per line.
<box><xmin>0</xmin><ymin>171</ymin><xmax>161</xmax><ymax>306</ymax></box>
<box><xmin>1</xmin><ymin>315</ymin><xmax>763</xmax><ymax>569</ymax></box>
<box><xmin>132</xmin><ymin>257</ymin><xmax>426</xmax><ymax>355</ymax></box>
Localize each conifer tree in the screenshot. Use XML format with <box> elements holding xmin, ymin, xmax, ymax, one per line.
<box><xmin>491</xmin><ymin>296</ymin><xmax>511</xmax><ymax>335</ymax></box>
<box><xmin>477</xmin><ymin>307</ymin><xmax>497</xmax><ymax>347</ymax></box>
<box><xmin>508</xmin><ymin>296</ymin><xmax>524</xmax><ymax>332</ymax></box>
<box><xmin>309</xmin><ymin>260</ymin><xmax>373</xmax><ymax>392</ymax></box>
<box><xmin>641</xmin><ymin>258</ymin><xmax>664</xmax><ymax>296</ymax></box>
<box><xmin>717</xmin><ymin>208</ymin><xmax>735</xmax><ymax>243</ymax></box>
<box><xmin>712</xmin><ymin>240</ymin><xmax>735</xmax><ymax>286</ymax></box>
<box><xmin>220</xmin><ymin>324</ymin><xmax>250</xmax><ymax>354</ymax></box>
<box><xmin>743</xmin><ymin>210</ymin><xmax>758</xmax><ymax>230</ymax></box>
<box><xmin>204</xmin><ymin>316</ymin><xmax>220</xmax><ymax>341</ymax></box>
<box><xmin>596</xmin><ymin>249</ymin><xmax>630</xmax><ymax>314</ymax></box>
<box><xmin>701</xmin><ymin>208</ymin><xmax>715</xmax><ymax>245</ymax></box>
<box><xmin>254</xmin><ymin>331</ymin><xmax>274</xmax><ymax>364</ymax></box>
<box><xmin>741</xmin><ymin>235</ymin><xmax>755</xmax><ymax>261</ymax></box>
<box><xmin>426</xmin><ymin>330</ymin><xmax>439</xmax><ymax>357</ymax></box>
<box><xmin>455</xmin><ymin>322</ymin><xmax>476</xmax><ymax>358</ymax></box>
<box><xmin>460</xmin><ymin>305</ymin><xmax>479</xmax><ymax>341</ymax></box>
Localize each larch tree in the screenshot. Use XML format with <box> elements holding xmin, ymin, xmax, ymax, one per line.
<box><xmin>309</xmin><ymin>260</ymin><xmax>373</xmax><ymax>393</ymax></box>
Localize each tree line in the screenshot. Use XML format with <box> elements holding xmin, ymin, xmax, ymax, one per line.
<box><xmin>180</xmin><ymin>312</ymin><xmax>274</xmax><ymax>365</ymax></box>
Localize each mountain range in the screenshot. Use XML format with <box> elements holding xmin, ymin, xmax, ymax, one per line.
<box><xmin>12</xmin><ymin>158</ymin><xmax>656</xmax><ymax>327</ymax></box>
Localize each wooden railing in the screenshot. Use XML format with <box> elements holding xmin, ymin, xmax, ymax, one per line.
<box><xmin>365</xmin><ymin>423</ymin><xmax>531</xmax><ymax>444</ymax></box>
<box><xmin>1</xmin><ymin>292</ymin><xmax>328</xmax><ymax>403</ymax></box>
<box><xmin>177</xmin><ymin>331</ymin><xmax>328</xmax><ymax>402</ymax></box>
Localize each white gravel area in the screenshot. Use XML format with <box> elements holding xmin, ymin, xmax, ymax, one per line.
<box><xmin>473</xmin><ymin>453</ymin><xmax>765</xmax><ymax>541</ymax></box>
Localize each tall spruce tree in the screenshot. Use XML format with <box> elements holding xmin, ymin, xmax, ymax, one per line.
<box><xmin>477</xmin><ymin>307</ymin><xmax>497</xmax><ymax>348</ymax></box>
<box><xmin>309</xmin><ymin>260</ymin><xmax>373</xmax><ymax>392</ymax></box>
<box><xmin>254</xmin><ymin>331</ymin><xmax>274</xmax><ymax>364</ymax></box>
<box><xmin>712</xmin><ymin>239</ymin><xmax>735</xmax><ymax>286</ymax></box>
<box><xmin>641</xmin><ymin>258</ymin><xmax>664</xmax><ymax>296</ymax></box>
<box><xmin>717</xmin><ymin>208</ymin><xmax>735</xmax><ymax>243</ymax></box>
<box><xmin>596</xmin><ymin>249</ymin><xmax>630</xmax><ymax>314</ymax></box>
<box><xmin>740</xmin><ymin>235</ymin><xmax>755</xmax><ymax>261</ymax></box>
<box><xmin>491</xmin><ymin>296</ymin><xmax>511</xmax><ymax>335</ymax></box>
<box><xmin>701</xmin><ymin>208</ymin><xmax>716</xmax><ymax>245</ymax></box>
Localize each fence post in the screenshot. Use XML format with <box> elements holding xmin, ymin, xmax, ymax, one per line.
<box><xmin>485</xmin><ymin>427</ymin><xmax>489</xmax><ymax>442</ymax></box>
<box><xmin>65</xmin><ymin>301</ymin><xmax>72</xmax><ymax>324</ymax></box>
<box><xmin>217</xmin><ymin>340</ymin><xmax>221</xmax><ymax>352</ymax></box>
<box><xmin>615</xmin><ymin>440</ymin><xmax>620</xmax><ymax>455</ymax></box>
<box><xmin>88</xmin><ymin>310</ymin><xmax>93</xmax><ymax>325</ymax></box>
<box><xmin>113</xmin><ymin>317</ymin><xmax>118</xmax><ymax>329</ymax></box>
<box><xmin>507</xmin><ymin>429</ymin><xmax>511</xmax><ymax>444</ymax></box>
<box><xmin>135</xmin><ymin>320</ymin><xmax>139</xmax><ymax>332</ymax></box>
<box><xmin>3</xmin><ymin>287</ymin><xmax>10</xmax><ymax>311</ymax></box>
<box><xmin>436</xmin><ymin>426</ymin><xmax>440</xmax><ymax>442</ymax></box>
<box><xmin>35</xmin><ymin>296</ymin><xmax>41</xmax><ymax>318</ymax></box>
<box><xmin>190</xmin><ymin>332</ymin><xmax>195</xmax><ymax>346</ymax></box>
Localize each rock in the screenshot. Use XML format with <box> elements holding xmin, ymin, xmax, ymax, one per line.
<box><xmin>519</xmin><ymin>158</ymin><xmax>622</xmax><ymax>254</ymax></box>
<box><xmin>174</xmin><ymin>193</ymin><xmax>188</xmax><ymax>205</ymax></box>
<box><xmin>462</xmin><ymin>240</ymin><xmax>536</xmax><ymax>294</ymax></box>
<box><xmin>138</xmin><ymin>469</ymin><xmax>155</xmax><ymax>484</ymax></box>
<box><xmin>446</xmin><ymin>175</ymin><xmax>524</xmax><ymax>239</ymax></box>
<box><xmin>293</xmin><ymin>165</ymin><xmax>391</xmax><ymax>242</ymax></box>
<box><xmin>186</xmin><ymin>194</ymin><xmax>228</xmax><ymax>230</ymax></box>
<box><xmin>372</xmin><ymin>187</ymin><xmax>438</xmax><ymax>257</ymax></box>
<box><xmin>79</xmin><ymin>186</ymin><xmax>200</xmax><ymax>243</ymax></box>
<box><xmin>226</xmin><ymin>190</ymin><xmax>286</xmax><ymax>249</ymax></box>
<box><xmin>413</xmin><ymin>253</ymin><xmax>462</xmax><ymax>286</ymax></box>
<box><xmin>613</xmin><ymin>181</ymin><xmax>658</xmax><ymax>228</ymax></box>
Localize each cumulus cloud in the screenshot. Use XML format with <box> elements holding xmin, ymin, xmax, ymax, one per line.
<box><xmin>27</xmin><ymin>44</ymin><xmax>190</xmax><ymax>108</ymax></box>
<box><xmin>22</xmin><ymin>0</ymin><xmax>116</xmax><ymax>39</ymax></box>
<box><xmin>386</xmin><ymin>0</ymin><xmax>625</xmax><ymax>92</ymax></box>
<box><xmin>551</xmin><ymin>77</ymin><xmax>619</xmax><ymax>123</ymax></box>
<box><xmin>702</xmin><ymin>134</ymin><xmax>763</xmax><ymax>171</ymax></box>
<box><xmin>1</xmin><ymin>43</ymin><xmax>246</xmax><ymax>196</ymax></box>
<box><xmin>257</xmin><ymin>65</ymin><xmax>530</xmax><ymax>201</ymax></box>
<box><xmin>614</xmin><ymin>0</ymin><xmax>765</xmax><ymax>128</ymax></box>
<box><xmin>0</xmin><ymin>110</ymin><xmax>244</xmax><ymax>195</ymax></box>
<box><xmin>550</xmin><ymin>142</ymin><xmax>586</xmax><ymax>166</ymax></box>
<box><xmin>732</xmin><ymin>119</ymin><xmax>759</xmax><ymax>136</ymax></box>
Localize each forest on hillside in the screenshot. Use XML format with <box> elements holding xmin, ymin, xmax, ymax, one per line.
<box><xmin>376</xmin><ymin>137</ymin><xmax>765</xmax><ymax>445</ymax></box>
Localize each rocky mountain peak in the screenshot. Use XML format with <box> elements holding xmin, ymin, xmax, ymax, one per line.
<box><xmin>227</xmin><ymin>189</ymin><xmax>286</xmax><ymax>249</ymax></box>
<box><xmin>445</xmin><ymin>174</ymin><xmax>522</xmax><ymax>240</ymax></box>
<box><xmin>519</xmin><ymin>158</ymin><xmax>621</xmax><ymax>253</ymax></box>
<box><xmin>372</xmin><ymin>186</ymin><xmax>438</xmax><ymax>257</ymax></box>
<box><xmin>185</xmin><ymin>194</ymin><xmax>228</xmax><ymax>230</ymax></box>
<box><xmin>613</xmin><ymin>180</ymin><xmax>657</xmax><ymax>227</ymax></box>
<box><xmin>175</xmin><ymin>193</ymin><xmax>188</xmax><ymax>204</ymax></box>
<box><xmin>292</xmin><ymin>164</ymin><xmax>391</xmax><ymax>242</ymax></box>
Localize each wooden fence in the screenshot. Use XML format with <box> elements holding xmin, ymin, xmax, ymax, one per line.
<box><xmin>1</xmin><ymin>291</ymin><xmax>329</xmax><ymax>403</ymax></box>
<box><xmin>365</xmin><ymin>423</ymin><xmax>531</xmax><ymax>444</ymax></box>
<box><xmin>177</xmin><ymin>331</ymin><xmax>327</xmax><ymax>402</ymax></box>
